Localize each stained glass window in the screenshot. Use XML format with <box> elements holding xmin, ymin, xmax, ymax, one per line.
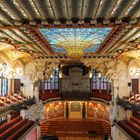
<box><xmin>39</xmin><ymin>28</ymin><xmax>111</xmax><ymax>53</ymax></box>
<box><xmin>92</xmin><ymin>69</ymin><xmax>110</xmax><ymax>90</ymax></box>
<box><xmin>40</xmin><ymin>68</ymin><xmax>59</xmax><ymax>91</ymax></box>
<box><xmin>0</xmin><ymin>73</ymin><xmax>9</xmax><ymax>96</ymax></box>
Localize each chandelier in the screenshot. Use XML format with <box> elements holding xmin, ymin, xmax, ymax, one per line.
<box><xmin>58</xmin><ymin>41</ymin><xmax>94</xmax><ymax>59</ymax></box>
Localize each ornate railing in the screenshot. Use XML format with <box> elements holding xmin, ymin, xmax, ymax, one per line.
<box><xmin>39</xmin><ymin>90</ymin><xmax>112</xmax><ymax>102</ymax></box>
<box><xmin>0</xmin><ymin>98</ymin><xmax>35</xmax><ymax>115</ymax></box>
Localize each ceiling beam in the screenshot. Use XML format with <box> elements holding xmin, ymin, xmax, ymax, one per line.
<box><xmin>97</xmin><ymin>27</ymin><xmax>118</xmax><ymax>53</ymax></box>
<box><xmin>93</xmin><ymin>0</ymin><xmax>102</xmax><ymax>19</ymax></box>
<box><xmin>16</xmin><ymin>0</ymin><xmax>33</xmax><ymax>20</ymax></box>
<box><xmin>81</xmin><ymin>0</ymin><xmax>85</xmax><ymax>19</ymax></box>
<box><xmin>119</xmin><ymin>0</ymin><xmax>135</xmax><ymax>18</ymax></box>
<box><xmin>65</xmin><ymin>0</ymin><xmax>70</xmax><ymax>20</ymax></box>
<box><xmin>32</xmin><ymin>28</ymin><xmax>55</xmax><ymax>54</ymax></box>
<box><xmin>1</xmin><ymin>0</ymin><xmax>20</xmax><ymax>20</ymax></box>
<box><xmin>107</xmin><ymin>0</ymin><xmax>119</xmax><ymax>19</ymax></box>
<box><xmin>0</xmin><ymin>22</ymin><xmax>139</xmax><ymax>30</ymax></box>
<box><xmin>33</xmin><ymin>0</ymin><xmax>46</xmax><ymax>19</ymax></box>
<box><xmin>48</xmin><ymin>0</ymin><xmax>56</xmax><ymax>20</ymax></box>
<box><xmin>0</xmin><ymin>9</ymin><xmax>14</xmax><ymax>25</ymax></box>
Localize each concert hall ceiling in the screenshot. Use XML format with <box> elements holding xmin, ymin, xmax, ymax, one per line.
<box><xmin>0</xmin><ymin>0</ymin><xmax>139</xmax><ymax>63</ymax></box>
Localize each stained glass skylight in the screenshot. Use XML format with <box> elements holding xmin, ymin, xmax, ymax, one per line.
<box><xmin>39</xmin><ymin>28</ymin><xmax>111</xmax><ymax>54</ymax></box>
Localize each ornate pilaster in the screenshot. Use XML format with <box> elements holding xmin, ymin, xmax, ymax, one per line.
<box><xmin>66</xmin><ymin>102</ymin><xmax>69</xmax><ymax>118</ymax></box>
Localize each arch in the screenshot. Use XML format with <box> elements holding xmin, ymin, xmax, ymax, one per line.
<box><xmin>128</xmin><ymin>58</ymin><xmax>140</xmax><ymax>78</ymax></box>
<box><xmin>0</xmin><ymin>51</ymin><xmax>11</xmax><ymax>66</ymax></box>
<box><xmin>11</xmin><ymin>58</ymin><xmax>25</xmax><ymax>74</ymax></box>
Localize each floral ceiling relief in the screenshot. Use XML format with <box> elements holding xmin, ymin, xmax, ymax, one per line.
<box><xmin>45</xmin><ymin>102</ymin><xmax>64</xmax><ymax>119</ymax></box>
<box><xmin>87</xmin><ymin>102</ymin><xmax>109</xmax><ymax>121</ymax></box>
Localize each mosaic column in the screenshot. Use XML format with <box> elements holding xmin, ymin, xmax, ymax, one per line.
<box><xmin>65</xmin><ymin>102</ymin><xmax>69</xmax><ymax>118</ymax></box>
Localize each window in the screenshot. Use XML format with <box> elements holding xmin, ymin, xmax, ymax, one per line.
<box><xmin>40</xmin><ymin>68</ymin><xmax>59</xmax><ymax>90</ymax></box>
<box><xmin>0</xmin><ymin>73</ymin><xmax>9</xmax><ymax>96</ymax></box>
<box><xmin>92</xmin><ymin>69</ymin><xmax>110</xmax><ymax>90</ymax></box>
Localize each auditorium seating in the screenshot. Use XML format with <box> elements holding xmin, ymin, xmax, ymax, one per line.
<box><xmin>0</xmin><ymin>116</ymin><xmax>22</xmax><ymax>133</ymax></box>
<box><xmin>117</xmin><ymin>94</ymin><xmax>140</xmax><ymax>112</ymax></box>
<box><xmin>6</xmin><ymin>120</ymin><xmax>34</xmax><ymax>140</ymax></box>
<box><xmin>117</xmin><ymin>112</ymin><xmax>140</xmax><ymax>140</ymax></box>
<box><xmin>41</xmin><ymin>118</ymin><xmax>111</xmax><ymax>137</ymax></box>
<box><xmin>0</xmin><ymin>116</ymin><xmax>34</xmax><ymax>140</ymax></box>
<box><xmin>123</xmin><ymin>94</ymin><xmax>140</xmax><ymax>104</ymax></box>
<box><xmin>0</xmin><ymin>94</ymin><xmax>28</xmax><ymax>108</ymax></box>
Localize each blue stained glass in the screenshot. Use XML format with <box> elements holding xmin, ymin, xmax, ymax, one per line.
<box><xmin>0</xmin><ymin>73</ymin><xmax>9</xmax><ymax>96</ymax></box>
<box><xmin>39</xmin><ymin>28</ymin><xmax>111</xmax><ymax>53</ymax></box>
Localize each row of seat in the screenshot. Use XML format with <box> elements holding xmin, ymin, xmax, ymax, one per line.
<box><xmin>0</xmin><ymin>116</ymin><xmax>22</xmax><ymax>133</ymax></box>
<box><xmin>117</xmin><ymin>113</ymin><xmax>140</xmax><ymax>140</ymax></box>
<box><xmin>6</xmin><ymin>120</ymin><xmax>34</xmax><ymax>140</ymax></box>
<box><xmin>123</xmin><ymin>94</ymin><xmax>140</xmax><ymax>104</ymax></box>
<box><xmin>0</xmin><ymin>119</ymin><xmax>28</xmax><ymax>139</ymax></box>
<box><xmin>0</xmin><ymin>94</ymin><xmax>27</xmax><ymax>108</ymax></box>
<box><xmin>0</xmin><ymin>115</ymin><xmax>34</xmax><ymax>140</ymax></box>
<box><xmin>41</xmin><ymin>119</ymin><xmax>111</xmax><ymax>137</ymax></box>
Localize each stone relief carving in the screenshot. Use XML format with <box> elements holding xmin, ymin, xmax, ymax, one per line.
<box><xmin>82</xmin><ymin>58</ymin><xmax>120</xmax><ymax>81</ymax></box>
<box><xmin>25</xmin><ymin>59</ymin><xmax>59</xmax><ymax>83</ymax></box>
<box><xmin>25</xmin><ymin>59</ymin><xmax>59</xmax><ymax>102</ymax></box>
<box><xmin>26</xmin><ymin>101</ymin><xmax>44</xmax><ymax>121</ymax></box>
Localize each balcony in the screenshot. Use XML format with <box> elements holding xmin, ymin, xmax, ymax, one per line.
<box><xmin>39</xmin><ymin>89</ymin><xmax>112</xmax><ymax>102</ymax></box>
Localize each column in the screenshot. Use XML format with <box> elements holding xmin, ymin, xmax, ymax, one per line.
<box><xmin>82</xmin><ymin>102</ymin><xmax>86</xmax><ymax>118</ymax></box>
<box><xmin>65</xmin><ymin>102</ymin><xmax>69</xmax><ymax>118</ymax></box>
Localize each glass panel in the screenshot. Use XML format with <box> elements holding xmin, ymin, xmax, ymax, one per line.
<box><xmin>101</xmin><ymin>83</ymin><xmax>104</xmax><ymax>89</ymax></box>
<box><xmin>39</xmin><ymin>28</ymin><xmax>111</xmax><ymax>53</ymax></box>
<box><xmin>55</xmin><ymin>83</ymin><xmax>58</xmax><ymax>89</ymax></box>
<box><xmin>44</xmin><ymin>83</ymin><xmax>47</xmax><ymax>90</ymax></box>
<box><xmin>47</xmin><ymin>83</ymin><xmax>51</xmax><ymax>89</ymax></box>
<box><xmin>96</xmin><ymin>83</ymin><xmax>100</xmax><ymax>89</ymax></box>
<box><xmin>51</xmin><ymin>83</ymin><xmax>55</xmax><ymax>89</ymax></box>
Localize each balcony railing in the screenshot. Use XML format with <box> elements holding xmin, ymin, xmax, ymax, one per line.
<box><xmin>117</xmin><ymin>98</ymin><xmax>140</xmax><ymax>112</ymax></box>
<box><xmin>0</xmin><ymin>98</ymin><xmax>35</xmax><ymax>115</ymax></box>
<box><xmin>39</xmin><ymin>89</ymin><xmax>112</xmax><ymax>102</ymax></box>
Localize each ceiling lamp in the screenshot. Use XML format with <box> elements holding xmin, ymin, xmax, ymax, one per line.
<box><xmin>29</xmin><ymin>20</ymin><xmax>37</xmax><ymax>26</ymax></box>
<box><xmin>54</xmin><ymin>20</ymin><xmax>60</xmax><ymax>25</ymax></box>
<box><xmin>78</xmin><ymin>20</ymin><xmax>84</xmax><ymax>25</ymax></box>
<box><xmin>90</xmin><ymin>19</ymin><xmax>97</xmax><ymax>25</ymax></box>
<box><xmin>115</xmin><ymin>19</ymin><xmax>122</xmax><ymax>24</ymax></box>
<box><xmin>41</xmin><ymin>20</ymin><xmax>48</xmax><ymax>25</ymax></box>
<box><xmin>66</xmin><ymin>20</ymin><xmax>72</xmax><ymax>25</ymax></box>
<box><xmin>59</xmin><ymin>40</ymin><xmax>100</xmax><ymax>59</ymax></box>
<box><xmin>14</xmin><ymin>21</ymin><xmax>22</xmax><ymax>26</ymax></box>
<box><xmin>103</xmin><ymin>19</ymin><xmax>110</xmax><ymax>25</ymax></box>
